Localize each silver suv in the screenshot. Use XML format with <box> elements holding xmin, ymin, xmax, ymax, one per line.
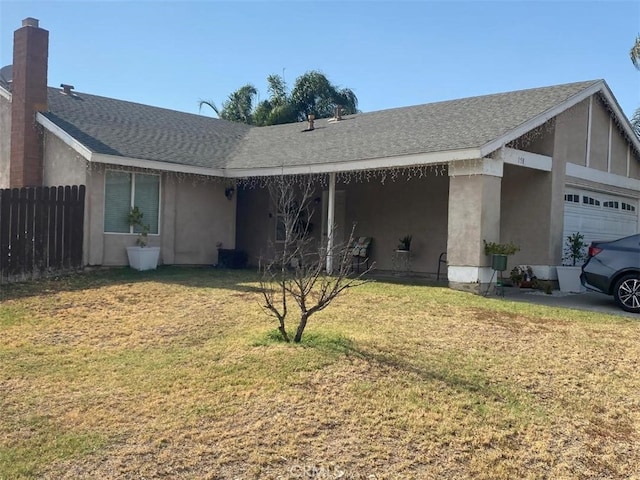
<box><xmin>581</xmin><ymin>234</ymin><xmax>640</xmax><ymax>314</ymax></box>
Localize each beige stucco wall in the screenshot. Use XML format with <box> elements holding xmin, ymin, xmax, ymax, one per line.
<box><xmin>236</xmin><ymin>185</ymin><xmax>275</xmax><ymax>265</ymax></box>
<box><xmin>236</xmin><ymin>174</ymin><xmax>450</xmax><ymax>274</ymax></box>
<box><xmin>344</xmin><ymin>175</ymin><xmax>449</xmax><ymax>272</ymax></box>
<box><xmin>630</xmin><ymin>150</ymin><xmax>640</xmax><ymax>179</ymax></box>
<box><xmin>512</xmin><ymin>121</ymin><xmax>555</xmax><ymax>157</ymax></box>
<box><xmin>558</xmin><ymin>95</ymin><xmax>639</xmax><ymax>179</ymax></box>
<box><xmin>85</xmin><ymin>167</ymin><xmax>236</xmax><ymax>267</ymax></box>
<box><xmin>86</xmin><ymin>168</ymin><xmax>105</xmax><ymax>266</ymax></box>
<box><xmin>171</xmin><ymin>178</ymin><xmax>236</xmax><ymax>265</ymax></box>
<box><xmin>42</xmin><ymin>131</ymin><xmax>87</xmax><ymax>186</ymax></box>
<box><xmin>447</xmin><ymin>172</ymin><xmax>501</xmax><ymax>268</ymax></box>
<box><xmin>589</xmin><ymin>96</ymin><xmax>610</xmax><ymax>171</ymax></box>
<box><xmin>610</xmin><ymin>124</ymin><xmax>628</xmax><ymax>176</ymax></box>
<box><xmin>509</xmin><ymin>94</ymin><xmax>640</xmax><ymax>273</ymax></box>
<box><xmin>493</xmin><ymin>97</ymin><xmax>627</xmax><ymax>275</ymax></box>
<box><xmin>500</xmin><ymin>165</ymin><xmax>553</xmax><ymax>268</ymax></box>
<box><xmin>0</xmin><ymin>94</ymin><xmax>11</xmax><ymax>188</ymax></box>
<box><xmin>555</xmin><ymin>99</ymin><xmax>589</xmax><ymax>167</ymax></box>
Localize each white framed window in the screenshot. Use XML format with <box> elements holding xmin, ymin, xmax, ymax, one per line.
<box><xmin>274</xmin><ymin>201</ymin><xmax>312</xmax><ymax>243</ymax></box>
<box><xmin>622</xmin><ymin>202</ymin><xmax>636</xmax><ymax>212</ymax></box>
<box><xmin>104</xmin><ymin>170</ymin><xmax>160</xmax><ymax>234</ymax></box>
<box><xmin>582</xmin><ymin>195</ymin><xmax>600</xmax><ymax>206</ymax></box>
<box><xmin>564</xmin><ymin>194</ymin><xmax>579</xmax><ymax>203</ymax></box>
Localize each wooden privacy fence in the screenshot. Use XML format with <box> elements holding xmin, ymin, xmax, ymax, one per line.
<box><xmin>0</xmin><ymin>185</ymin><xmax>85</xmax><ymax>283</ymax></box>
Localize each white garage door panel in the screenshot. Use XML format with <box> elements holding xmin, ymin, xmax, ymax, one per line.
<box><xmin>563</xmin><ymin>188</ymin><xmax>638</xmax><ymax>246</ymax></box>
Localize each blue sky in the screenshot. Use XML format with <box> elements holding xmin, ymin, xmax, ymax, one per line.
<box><xmin>1</xmin><ymin>1</ymin><xmax>639</xmax><ymax>120</ymax></box>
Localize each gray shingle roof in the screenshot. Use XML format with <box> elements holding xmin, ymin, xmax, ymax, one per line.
<box><xmin>43</xmin><ymin>88</ymin><xmax>251</xmax><ymax>168</ymax></box>
<box><xmin>37</xmin><ymin>80</ymin><xmax>603</xmax><ymax>173</ymax></box>
<box><xmin>226</xmin><ymin>80</ymin><xmax>601</xmax><ymax>170</ymax></box>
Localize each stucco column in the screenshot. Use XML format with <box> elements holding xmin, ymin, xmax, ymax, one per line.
<box><xmin>326</xmin><ymin>172</ymin><xmax>336</xmax><ymax>273</ymax></box>
<box><xmin>447</xmin><ymin>159</ymin><xmax>503</xmax><ymax>293</ymax></box>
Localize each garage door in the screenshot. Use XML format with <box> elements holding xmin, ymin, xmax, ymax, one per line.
<box><xmin>563</xmin><ymin>187</ymin><xmax>639</xmax><ymax>246</ymax></box>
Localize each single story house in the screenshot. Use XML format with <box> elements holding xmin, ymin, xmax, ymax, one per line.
<box><xmin>1</xmin><ymin>18</ymin><xmax>639</xmax><ymax>291</ymax></box>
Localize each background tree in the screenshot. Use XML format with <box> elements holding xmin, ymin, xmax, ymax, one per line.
<box><xmin>199</xmin><ymin>84</ymin><xmax>258</xmax><ymax>124</ymax></box>
<box><xmin>290</xmin><ymin>70</ymin><xmax>358</xmax><ymax>121</ymax></box>
<box><xmin>631</xmin><ymin>35</ymin><xmax>640</xmax><ymax>69</ymax></box>
<box><xmin>253</xmin><ymin>74</ymin><xmax>297</xmax><ymax>126</ymax></box>
<box><xmin>201</xmin><ymin>71</ymin><xmax>358</xmax><ymax>126</ymax></box>
<box><xmin>630</xmin><ymin>35</ymin><xmax>640</xmax><ymax>137</ymax></box>
<box><xmin>259</xmin><ymin>176</ymin><xmax>371</xmax><ymax>343</ymax></box>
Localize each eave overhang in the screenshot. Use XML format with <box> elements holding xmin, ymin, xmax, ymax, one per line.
<box><xmin>36</xmin><ymin>80</ymin><xmax>640</xmax><ymax>180</ymax></box>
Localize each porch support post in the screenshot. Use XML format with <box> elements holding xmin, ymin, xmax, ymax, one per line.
<box><xmin>326</xmin><ymin>172</ymin><xmax>336</xmax><ymax>273</ymax></box>
<box><xmin>447</xmin><ymin>158</ymin><xmax>503</xmax><ymax>294</ymax></box>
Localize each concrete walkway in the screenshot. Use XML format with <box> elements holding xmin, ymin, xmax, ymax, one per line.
<box><xmin>368</xmin><ymin>271</ymin><xmax>638</xmax><ymax>319</ymax></box>
<box><xmin>498</xmin><ymin>287</ymin><xmax>638</xmax><ymax>319</ymax></box>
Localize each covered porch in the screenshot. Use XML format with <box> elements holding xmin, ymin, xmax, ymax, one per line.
<box><xmin>235</xmin><ymin>148</ymin><xmax>560</xmax><ymax>292</ymax></box>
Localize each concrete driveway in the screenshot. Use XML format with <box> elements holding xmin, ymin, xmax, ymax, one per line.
<box><xmin>501</xmin><ymin>287</ymin><xmax>639</xmax><ymax>319</ymax></box>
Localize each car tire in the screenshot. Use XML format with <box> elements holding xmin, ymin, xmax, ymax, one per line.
<box><xmin>613</xmin><ymin>274</ymin><xmax>640</xmax><ymax>314</ymax></box>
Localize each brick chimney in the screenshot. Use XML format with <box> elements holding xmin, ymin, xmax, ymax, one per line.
<box><xmin>10</xmin><ymin>17</ymin><xmax>49</xmax><ymax>188</ymax></box>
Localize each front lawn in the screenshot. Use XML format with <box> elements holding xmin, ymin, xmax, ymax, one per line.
<box><xmin>1</xmin><ymin>267</ymin><xmax>638</xmax><ymax>479</ymax></box>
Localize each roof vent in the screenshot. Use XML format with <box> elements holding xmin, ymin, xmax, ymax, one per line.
<box><xmin>302</xmin><ymin>114</ymin><xmax>315</xmax><ymax>132</ymax></box>
<box><xmin>22</xmin><ymin>18</ymin><xmax>39</xmax><ymax>28</ymax></box>
<box><xmin>334</xmin><ymin>105</ymin><xmax>342</xmax><ymax>121</ymax></box>
<box><xmin>60</xmin><ymin>83</ymin><xmax>74</xmax><ymax>95</ymax></box>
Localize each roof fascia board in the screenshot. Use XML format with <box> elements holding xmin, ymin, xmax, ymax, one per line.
<box><xmin>225</xmin><ymin>148</ymin><xmax>482</xmax><ymax>178</ymax></box>
<box><xmin>0</xmin><ymin>85</ymin><xmax>10</xmax><ymax>101</ymax></box>
<box><xmin>479</xmin><ymin>81</ymin><xmax>605</xmax><ymax>157</ymax></box>
<box><xmin>37</xmin><ymin>112</ymin><xmax>93</xmax><ymax>159</ymax></box>
<box><xmin>91</xmin><ymin>153</ymin><xmax>226</xmax><ymax>177</ymax></box>
<box><xmin>500</xmin><ymin>147</ymin><xmax>552</xmax><ymax>171</ymax></box>
<box><xmin>597</xmin><ymin>82</ymin><xmax>640</xmax><ymax>155</ymax></box>
<box><xmin>448</xmin><ymin>158</ymin><xmax>504</xmax><ymax>177</ymax></box>
<box><xmin>37</xmin><ymin>112</ymin><xmax>226</xmax><ymax>176</ymax></box>
<box><xmin>566</xmin><ymin>162</ymin><xmax>640</xmax><ymax>192</ymax></box>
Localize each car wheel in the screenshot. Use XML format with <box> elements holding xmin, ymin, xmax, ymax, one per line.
<box><xmin>613</xmin><ymin>274</ymin><xmax>640</xmax><ymax>313</ymax></box>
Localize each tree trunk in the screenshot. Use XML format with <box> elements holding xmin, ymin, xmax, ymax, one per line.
<box><xmin>278</xmin><ymin>322</ymin><xmax>290</xmax><ymax>342</ymax></box>
<box><xmin>294</xmin><ymin>313</ymin><xmax>309</xmax><ymax>343</ymax></box>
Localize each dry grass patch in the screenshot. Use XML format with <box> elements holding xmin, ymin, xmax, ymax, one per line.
<box><xmin>0</xmin><ymin>267</ymin><xmax>639</xmax><ymax>479</ymax></box>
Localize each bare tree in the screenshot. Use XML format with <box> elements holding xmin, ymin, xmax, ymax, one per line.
<box><xmin>259</xmin><ymin>175</ymin><xmax>372</xmax><ymax>343</ymax></box>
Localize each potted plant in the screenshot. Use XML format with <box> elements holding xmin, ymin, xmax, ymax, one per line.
<box><xmin>556</xmin><ymin>232</ymin><xmax>587</xmax><ymax>293</ymax></box>
<box><xmin>510</xmin><ymin>265</ymin><xmax>536</xmax><ymax>288</ymax></box>
<box><xmin>126</xmin><ymin>206</ymin><xmax>160</xmax><ymax>271</ymax></box>
<box><xmin>509</xmin><ymin>265</ymin><xmax>524</xmax><ymax>286</ymax></box>
<box><xmin>483</xmin><ymin>240</ymin><xmax>519</xmax><ymax>272</ymax></box>
<box><xmin>397</xmin><ymin>235</ymin><xmax>412</xmax><ymax>252</ymax></box>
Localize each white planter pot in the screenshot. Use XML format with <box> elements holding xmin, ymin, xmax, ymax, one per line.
<box><xmin>556</xmin><ymin>265</ymin><xmax>586</xmax><ymax>293</ymax></box>
<box><xmin>126</xmin><ymin>246</ymin><xmax>160</xmax><ymax>271</ymax></box>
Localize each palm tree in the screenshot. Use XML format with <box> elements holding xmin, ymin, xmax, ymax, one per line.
<box><xmin>253</xmin><ymin>74</ymin><xmax>298</xmax><ymax>126</ymax></box>
<box><xmin>630</xmin><ymin>35</ymin><xmax>640</xmax><ymax>69</ymax></box>
<box><xmin>203</xmin><ymin>71</ymin><xmax>358</xmax><ymax>126</ymax></box>
<box><xmin>290</xmin><ymin>71</ymin><xmax>358</xmax><ymax>121</ymax></box>
<box><xmin>631</xmin><ymin>109</ymin><xmax>640</xmax><ymax>138</ymax></box>
<box><xmin>199</xmin><ymin>84</ymin><xmax>258</xmax><ymax>124</ymax></box>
